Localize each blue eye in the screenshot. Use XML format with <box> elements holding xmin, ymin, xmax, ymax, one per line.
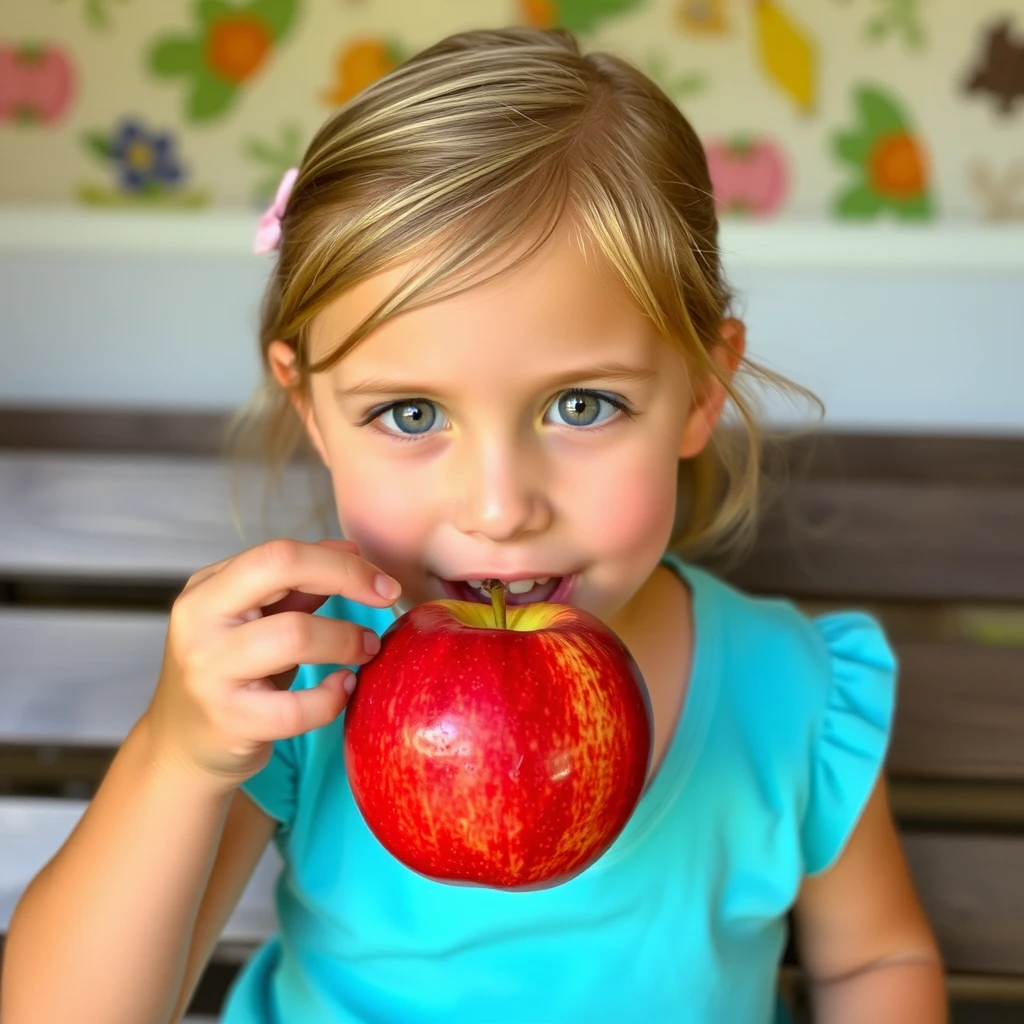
<box><xmin>547</xmin><ymin>390</ymin><xmax>624</xmax><ymax>428</ymax></box>
<box><xmin>377</xmin><ymin>399</ymin><xmax>445</xmax><ymax>435</ymax></box>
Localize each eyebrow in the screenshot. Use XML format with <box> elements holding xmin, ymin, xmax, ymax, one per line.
<box><xmin>334</xmin><ymin>362</ymin><xmax>657</xmax><ymax>400</ymax></box>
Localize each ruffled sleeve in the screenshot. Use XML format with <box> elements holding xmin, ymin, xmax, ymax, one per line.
<box><xmin>240</xmin><ymin>662</ymin><xmax>321</xmax><ymax>835</ymax></box>
<box><xmin>241</xmin><ymin>734</ymin><xmax>298</xmax><ymax>834</ymax></box>
<box><xmin>800</xmin><ymin>612</ymin><xmax>898</xmax><ymax>876</ymax></box>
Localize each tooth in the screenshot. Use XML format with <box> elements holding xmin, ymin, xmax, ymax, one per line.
<box><xmin>508</xmin><ymin>579</ymin><xmax>536</xmax><ymax>594</ymax></box>
<box><xmin>534</xmin><ymin>577</ymin><xmax>550</xmax><ymax>585</ymax></box>
<box><xmin>467</xmin><ymin>580</ymin><xmax>483</xmax><ymax>588</ymax></box>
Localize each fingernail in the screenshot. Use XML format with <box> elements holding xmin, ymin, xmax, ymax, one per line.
<box><xmin>363</xmin><ymin>630</ymin><xmax>381</xmax><ymax>656</ymax></box>
<box><xmin>374</xmin><ymin>574</ymin><xmax>401</xmax><ymax>600</ymax></box>
<box><xmin>342</xmin><ymin>671</ymin><xmax>357</xmax><ymax>695</ymax></box>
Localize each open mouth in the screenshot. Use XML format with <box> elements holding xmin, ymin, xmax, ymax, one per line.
<box><xmin>440</xmin><ymin>575</ymin><xmax>573</xmax><ymax>606</ymax></box>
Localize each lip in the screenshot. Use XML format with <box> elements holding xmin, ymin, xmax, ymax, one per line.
<box><xmin>435</xmin><ymin>573</ymin><xmax>577</xmax><ymax>605</ymax></box>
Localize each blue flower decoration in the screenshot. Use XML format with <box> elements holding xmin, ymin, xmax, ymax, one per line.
<box><xmin>110</xmin><ymin>118</ymin><xmax>183</xmax><ymax>192</ymax></box>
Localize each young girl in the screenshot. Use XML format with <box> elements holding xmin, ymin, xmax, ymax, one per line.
<box><xmin>3</xmin><ymin>27</ymin><xmax>946</xmax><ymax>1024</ymax></box>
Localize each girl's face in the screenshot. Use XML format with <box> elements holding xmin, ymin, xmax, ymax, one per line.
<box><xmin>277</xmin><ymin>220</ymin><xmax>739</xmax><ymax>632</ymax></box>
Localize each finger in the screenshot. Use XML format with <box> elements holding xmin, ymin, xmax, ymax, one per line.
<box><xmin>180</xmin><ymin>555</ymin><xmax>234</xmax><ymax>596</ymax></box>
<box><xmin>215</xmin><ymin>611</ymin><xmax>381</xmax><ymax>680</ymax></box>
<box><xmin>203</xmin><ymin>539</ymin><xmax>400</xmax><ymax>620</ymax></box>
<box><xmin>258</xmin><ymin>540</ymin><xmax>361</xmax><ymax>615</ymax></box>
<box><xmin>183</xmin><ymin>539</ymin><xmax>359</xmax><ymax>604</ymax></box>
<box><xmin>260</xmin><ymin>590</ymin><xmax>330</xmax><ymax>618</ymax></box>
<box><xmin>239</xmin><ymin>669</ymin><xmax>357</xmax><ymax>741</ymax></box>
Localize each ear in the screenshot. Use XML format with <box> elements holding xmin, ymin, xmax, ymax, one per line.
<box><xmin>267</xmin><ymin>340</ymin><xmax>330</xmax><ymax>466</ymax></box>
<box><xmin>678</xmin><ymin>318</ymin><xmax>746</xmax><ymax>460</ymax></box>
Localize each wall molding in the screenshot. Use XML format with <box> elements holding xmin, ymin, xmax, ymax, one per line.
<box><xmin>2</xmin><ymin>205</ymin><xmax>1023</xmax><ymax>271</ymax></box>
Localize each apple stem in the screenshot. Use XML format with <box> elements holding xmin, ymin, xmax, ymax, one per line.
<box><xmin>482</xmin><ymin>578</ymin><xmax>507</xmax><ymax>629</ymax></box>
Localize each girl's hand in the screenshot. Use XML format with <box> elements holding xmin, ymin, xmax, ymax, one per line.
<box><xmin>142</xmin><ymin>538</ymin><xmax>401</xmax><ymax>788</ymax></box>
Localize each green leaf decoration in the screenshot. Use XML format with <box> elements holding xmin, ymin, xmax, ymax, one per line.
<box><xmin>197</xmin><ymin>0</ymin><xmax>235</xmax><ymax>28</ymax></box>
<box><xmin>82</xmin><ymin>129</ymin><xmax>114</xmax><ymax>162</ymax></box>
<box><xmin>242</xmin><ymin>138</ymin><xmax>280</xmax><ymax>162</ymax></box>
<box><xmin>189</xmin><ymin>71</ymin><xmax>237</xmax><ymax>121</ymax></box>
<box><xmin>832</xmin><ymin>130</ymin><xmax>870</xmax><ymax>165</ymax></box>
<box><xmin>556</xmin><ymin>0</ymin><xmax>646</xmax><ymax>35</ymax></box>
<box><xmin>149</xmin><ymin>36</ymin><xmax>203</xmax><ymax>77</ymax></box>
<box><xmin>893</xmin><ymin>192</ymin><xmax>935</xmax><ymax>220</ymax></box>
<box><xmin>856</xmin><ymin>85</ymin><xmax>908</xmax><ymax>136</ymax></box>
<box><xmin>834</xmin><ymin>185</ymin><xmax>885</xmax><ymax>219</ymax></box>
<box><xmin>248</xmin><ymin>0</ymin><xmax>299</xmax><ymax>40</ymax></box>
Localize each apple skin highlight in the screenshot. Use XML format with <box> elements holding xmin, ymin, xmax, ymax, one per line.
<box><xmin>343</xmin><ymin>598</ymin><xmax>653</xmax><ymax>889</ymax></box>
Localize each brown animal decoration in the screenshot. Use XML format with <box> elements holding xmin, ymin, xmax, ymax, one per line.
<box><xmin>963</xmin><ymin>17</ymin><xmax>1024</xmax><ymax>116</ymax></box>
<box><xmin>968</xmin><ymin>160</ymin><xmax>1024</xmax><ymax>221</ymax></box>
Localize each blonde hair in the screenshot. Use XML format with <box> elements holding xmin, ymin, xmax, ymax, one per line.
<box><xmin>232</xmin><ymin>26</ymin><xmax>816</xmax><ymax>559</ymax></box>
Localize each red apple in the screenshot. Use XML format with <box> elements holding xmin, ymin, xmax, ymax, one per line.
<box><xmin>343</xmin><ymin>583</ymin><xmax>652</xmax><ymax>889</ymax></box>
<box><xmin>0</xmin><ymin>44</ymin><xmax>75</xmax><ymax>124</ymax></box>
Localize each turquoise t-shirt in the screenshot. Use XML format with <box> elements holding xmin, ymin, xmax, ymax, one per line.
<box><xmin>222</xmin><ymin>555</ymin><xmax>896</xmax><ymax>1024</ymax></box>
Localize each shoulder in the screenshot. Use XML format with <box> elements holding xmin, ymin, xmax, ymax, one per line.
<box><xmin>670</xmin><ymin>558</ymin><xmax>899</xmax><ymax>875</ymax></box>
<box><xmin>675</xmin><ymin>558</ymin><xmax>896</xmax><ymax>714</ymax></box>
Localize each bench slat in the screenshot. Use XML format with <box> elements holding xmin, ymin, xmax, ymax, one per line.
<box><xmin>889</xmin><ymin>643</ymin><xmax>1024</xmax><ymax>781</ymax></box>
<box><xmin>903</xmin><ymin>832</ymin><xmax>1024</xmax><ymax>976</ymax></box>
<box><xmin>5</xmin><ymin>608</ymin><xmax>1023</xmax><ymax>782</ymax></box>
<box><xmin>0</xmin><ymin>452</ymin><xmax>328</xmax><ymax>581</ymax></box>
<box><xmin>4</xmin><ymin>452</ymin><xmax>1024</xmax><ymax>604</ymax></box>
<box><xmin>2</xmin><ymin>800</ymin><xmax>1020</xmax><ymax>976</ymax></box>
<box><xmin>0</xmin><ymin>797</ymin><xmax>279</xmax><ymax>945</ymax></box>
<box><xmin>0</xmin><ymin>609</ymin><xmax>167</xmax><ymax>744</ymax></box>
<box><xmin>731</xmin><ymin>480</ymin><xmax>1024</xmax><ymax>602</ymax></box>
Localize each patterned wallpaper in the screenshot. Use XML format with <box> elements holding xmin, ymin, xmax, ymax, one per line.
<box><xmin>1</xmin><ymin>0</ymin><xmax>1022</xmax><ymax>220</ymax></box>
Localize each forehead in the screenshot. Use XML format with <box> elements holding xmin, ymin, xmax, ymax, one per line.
<box><xmin>309</xmin><ymin>220</ymin><xmax>669</xmax><ymax>386</ymax></box>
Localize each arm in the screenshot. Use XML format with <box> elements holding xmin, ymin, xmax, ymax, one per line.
<box><xmin>1</xmin><ymin>715</ymin><xmax>238</xmax><ymax>1024</ymax></box>
<box><xmin>793</xmin><ymin>776</ymin><xmax>948</xmax><ymax>1024</ymax></box>
<box><xmin>167</xmin><ymin>791</ymin><xmax>277</xmax><ymax>1022</ymax></box>
<box><xmin>3</xmin><ymin>538</ymin><xmax>396</xmax><ymax>1024</ymax></box>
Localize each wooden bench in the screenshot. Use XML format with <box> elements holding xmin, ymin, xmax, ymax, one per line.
<box><xmin>1</xmin><ymin>409</ymin><xmax>1022</xmax><ymax>1022</ymax></box>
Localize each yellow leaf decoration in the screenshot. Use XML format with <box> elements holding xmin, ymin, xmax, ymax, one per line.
<box><xmin>754</xmin><ymin>0</ymin><xmax>816</xmax><ymax>114</ymax></box>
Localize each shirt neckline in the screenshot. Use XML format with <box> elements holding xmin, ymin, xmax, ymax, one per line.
<box><xmin>586</xmin><ymin>553</ymin><xmax>722</xmax><ymax>870</ymax></box>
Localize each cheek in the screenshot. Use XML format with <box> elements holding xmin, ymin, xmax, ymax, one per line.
<box><xmin>559</xmin><ymin>442</ymin><xmax>678</xmax><ymax>557</ymax></box>
<box><xmin>327</xmin><ymin>455</ymin><xmax>429</xmax><ymax>572</ymax></box>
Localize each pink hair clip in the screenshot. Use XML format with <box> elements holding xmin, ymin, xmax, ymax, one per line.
<box><xmin>254</xmin><ymin>167</ymin><xmax>299</xmax><ymax>255</ymax></box>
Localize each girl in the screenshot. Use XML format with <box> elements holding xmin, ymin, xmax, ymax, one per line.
<box><xmin>2</xmin><ymin>27</ymin><xmax>946</xmax><ymax>1024</ymax></box>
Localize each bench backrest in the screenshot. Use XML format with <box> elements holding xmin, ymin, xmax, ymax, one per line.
<box><xmin>1</xmin><ymin>410</ymin><xmax>1023</xmax><ymax>1010</ymax></box>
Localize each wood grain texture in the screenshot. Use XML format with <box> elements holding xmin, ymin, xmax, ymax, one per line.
<box><xmin>3</xmin><ymin>803</ymin><xmax>1020</xmax><ymax>975</ymax></box>
<box><xmin>0</xmin><ymin>797</ymin><xmax>280</xmax><ymax>945</ymax></box>
<box><xmin>3</xmin><ymin>610</ymin><xmax>1022</xmax><ymax>779</ymax></box>
<box><xmin>729</xmin><ymin>480</ymin><xmax>1024</xmax><ymax>602</ymax></box>
<box><xmin>890</xmin><ymin>644</ymin><xmax>1024</xmax><ymax>781</ymax></box>
<box><xmin>0</xmin><ymin>608</ymin><xmax>166</xmax><ymax>744</ymax></box>
<box><xmin>0</xmin><ymin>452</ymin><xmax>332</xmax><ymax>581</ymax></box>
<box><xmin>903</xmin><ymin>833</ymin><xmax>1024</xmax><ymax>976</ymax></box>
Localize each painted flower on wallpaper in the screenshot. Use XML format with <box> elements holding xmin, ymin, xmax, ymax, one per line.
<box><xmin>518</xmin><ymin>0</ymin><xmax>646</xmax><ymax>35</ymax></box>
<box><xmin>831</xmin><ymin>85</ymin><xmax>933</xmax><ymax>220</ymax></box>
<box><xmin>706</xmin><ymin>136</ymin><xmax>788</xmax><ymax>217</ymax></box>
<box><xmin>864</xmin><ymin>0</ymin><xmax>926</xmax><ymax>51</ymax></box>
<box><xmin>754</xmin><ymin>0</ymin><xmax>816</xmax><ymax>113</ymax></box>
<box><xmin>51</xmin><ymin>0</ymin><xmax>134</xmax><ymax>32</ymax></box>
<box><xmin>644</xmin><ymin>52</ymin><xmax>705</xmax><ymax>102</ymax></box>
<box><xmin>0</xmin><ymin>43</ymin><xmax>75</xmax><ymax>124</ymax></box>
<box><xmin>676</xmin><ymin>0</ymin><xmax>728</xmax><ymax>34</ymax></box>
<box><xmin>79</xmin><ymin>117</ymin><xmax>208</xmax><ymax>206</ymax></box>
<box><xmin>963</xmin><ymin>17</ymin><xmax>1024</xmax><ymax>116</ymax></box>
<box><xmin>149</xmin><ymin>0</ymin><xmax>299</xmax><ymax>122</ymax></box>
<box><xmin>322</xmin><ymin>38</ymin><xmax>405</xmax><ymax>106</ymax></box>
<box><xmin>243</xmin><ymin>120</ymin><xmax>304</xmax><ymax>206</ymax></box>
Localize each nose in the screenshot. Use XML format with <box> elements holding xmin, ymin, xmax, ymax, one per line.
<box><xmin>450</xmin><ymin>435</ymin><xmax>552</xmax><ymax>543</ymax></box>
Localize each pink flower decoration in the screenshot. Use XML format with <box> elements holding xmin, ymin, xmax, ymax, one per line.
<box><xmin>254</xmin><ymin>166</ymin><xmax>299</xmax><ymax>254</ymax></box>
